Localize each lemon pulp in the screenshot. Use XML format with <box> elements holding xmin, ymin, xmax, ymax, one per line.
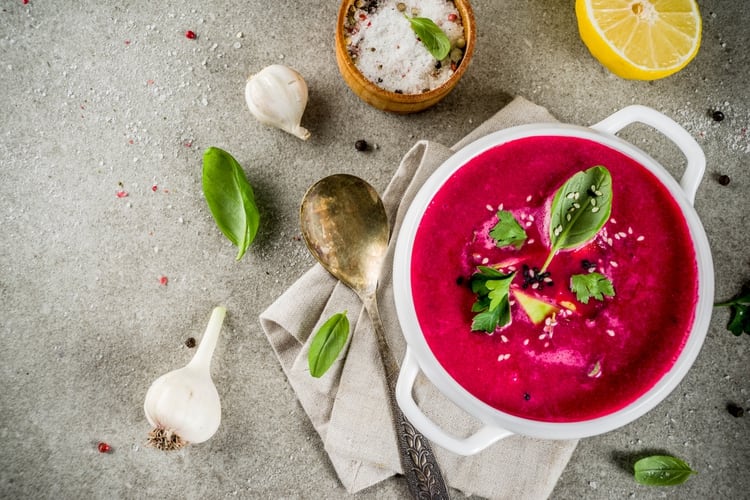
<box><xmin>576</xmin><ymin>0</ymin><xmax>702</xmax><ymax>80</ymax></box>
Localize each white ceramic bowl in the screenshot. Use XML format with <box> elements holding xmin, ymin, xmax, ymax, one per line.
<box><xmin>393</xmin><ymin>105</ymin><xmax>714</xmax><ymax>455</ymax></box>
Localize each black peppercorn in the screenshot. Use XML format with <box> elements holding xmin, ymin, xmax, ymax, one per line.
<box><xmin>727</xmin><ymin>402</ymin><xmax>745</xmax><ymax>418</ymax></box>
<box><xmin>712</xmin><ymin>110</ymin><xmax>725</xmax><ymax>122</ymax></box>
<box><xmin>185</xmin><ymin>337</ymin><xmax>196</xmax><ymax>348</ymax></box>
<box><xmin>523</xmin><ymin>392</ymin><xmax>531</xmax><ymax>401</ymax></box>
<box><xmin>718</xmin><ymin>174</ymin><xmax>731</xmax><ymax>186</ymax></box>
<box><xmin>354</xmin><ymin>139</ymin><xmax>368</xmax><ymax>152</ymax></box>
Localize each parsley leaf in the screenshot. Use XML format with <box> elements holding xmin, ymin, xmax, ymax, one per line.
<box><xmin>470</xmin><ymin>266</ymin><xmax>514</xmax><ymax>333</ymax></box>
<box><xmin>714</xmin><ymin>281</ymin><xmax>750</xmax><ymax>335</ymax></box>
<box><xmin>489</xmin><ymin>210</ymin><xmax>527</xmax><ymax>249</ymax></box>
<box><xmin>570</xmin><ymin>272</ymin><xmax>615</xmax><ymax>304</ymax></box>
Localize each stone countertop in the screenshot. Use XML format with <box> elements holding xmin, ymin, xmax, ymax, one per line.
<box><xmin>1</xmin><ymin>1</ymin><xmax>748</xmax><ymax>499</ymax></box>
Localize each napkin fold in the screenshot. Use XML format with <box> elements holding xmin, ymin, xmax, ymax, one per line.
<box><xmin>259</xmin><ymin>97</ymin><xmax>578</xmax><ymax>499</ymax></box>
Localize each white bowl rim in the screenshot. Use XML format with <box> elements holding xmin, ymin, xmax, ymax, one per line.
<box><xmin>392</xmin><ymin>122</ymin><xmax>715</xmax><ymax>440</ymax></box>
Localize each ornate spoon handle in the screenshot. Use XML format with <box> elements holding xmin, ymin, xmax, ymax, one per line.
<box><xmin>363</xmin><ymin>293</ymin><xmax>450</xmax><ymax>500</ymax></box>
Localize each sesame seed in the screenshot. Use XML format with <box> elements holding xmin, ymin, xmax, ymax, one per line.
<box><xmin>501</xmin><ymin>335</ymin><xmax>509</xmax><ymax>343</ymax></box>
<box><xmin>539</xmin><ymin>333</ymin><xmax>547</xmax><ymax>340</ymax></box>
<box><xmin>574</xmin><ymin>192</ymin><xmax>580</xmax><ymax>200</ymax></box>
<box><xmin>573</xmin><ymin>203</ymin><xmax>580</xmax><ymax>209</ymax></box>
<box><xmin>566</xmin><ymin>213</ymin><xmax>572</xmax><ymax>221</ymax></box>
<box><xmin>615</xmin><ymin>233</ymin><xmax>621</xmax><ymax>240</ymax></box>
<box><xmin>607</xmin><ymin>237</ymin><xmax>613</xmax><ymax>246</ymax></box>
<box><xmin>523</xmin><ymin>338</ymin><xmax>529</xmax><ymax>345</ymax></box>
<box><xmin>591</xmin><ymin>198</ymin><xmax>597</xmax><ymax>206</ymax></box>
<box><xmin>482</xmin><ymin>257</ymin><xmax>489</xmax><ymax>264</ymax></box>
<box><xmin>498</xmin><ymin>203</ymin><xmax>504</xmax><ymax>210</ymax></box>
<box><xmin>528</xmin><ymin>215</ymin><xmax>535</xmax><ymax>222</ymax></box>
<box><xmin>486</xmin><ymin>204</ymin><xmax>494</xmax><ymax>211</ymax></box>
<box><xmin>592</xmin><ymin>206</ymin><xmax>600</xmax><ymax>213</ymax></box>
<box><xmin>618</xmin><ymin>232</ymin><xmax>627</xmax><ymax>238</ymax></box>
<box><xmin>544</xmin><ymin>342</ymin><xmax>549</xmax><ymax>348</ymax></box>
<box><xmin>606</xmin><ymin>329</ymin><xmax>615</xmax><ymax>337</ymax></box>
<box><xmin>637</xmin><ymin>235</ymin><xmax>645</xmax><ymax>241</ymax></box>
<box><xmin>611</xmin><ymin>218</ymin><xmax>617</xmax><ymax>224</ymax></box>
<box><xmin>566</xmin><ymin>192</ymin><xmax>576</xmax><ymax>199</ymax></box>
<box><xmin>628</xmin><ymin>227</ymin><xmax>633</xmax><ymax>234</ymax></box>
<box><xmin>526</xmin><ymin>195</ymin><xmax>533</xmax><ymax>202</ymax></box>
<box><xmin>526</xmin><ymin>221</ymin><xmax>533</xmax><ymax>227</ymax></box>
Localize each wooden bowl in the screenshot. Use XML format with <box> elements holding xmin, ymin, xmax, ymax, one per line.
<box><xmin>335</xmin><ymin>0</ymin><xmax>476</xmax><ymax>114</ymax></box>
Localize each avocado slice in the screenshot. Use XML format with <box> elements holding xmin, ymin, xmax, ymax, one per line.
<box><xmin>514</xmin><ymin>289</ymin><xmax>559</xmax><ymax>325</ymax></box>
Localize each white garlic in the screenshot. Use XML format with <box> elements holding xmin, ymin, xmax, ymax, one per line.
<box><xmin>245</xmin><ymin>64</ymin><xmax>311</xmax><ymax>140</ymax></box>
<box><xmin>143</xmin><ymin>306</ymin><xmax>226</xmax><ymax>451</ymax></box>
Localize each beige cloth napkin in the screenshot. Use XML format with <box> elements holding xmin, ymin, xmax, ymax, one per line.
<box><xmin>259</xmin><ymin>97</ymin><xmax>578</xmax><ymax>499</ymax></box>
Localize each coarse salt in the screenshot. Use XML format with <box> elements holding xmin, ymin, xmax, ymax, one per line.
<box><xmin>344</xmin><ymin>0</ymin><xmax>465</xmax><ymax>94</ymax></box>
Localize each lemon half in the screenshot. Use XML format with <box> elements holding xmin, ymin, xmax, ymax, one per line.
<box><xmin>576</xmin><ymin>0</ymin><xmax>702</xmax><ymax>80</ymax></box>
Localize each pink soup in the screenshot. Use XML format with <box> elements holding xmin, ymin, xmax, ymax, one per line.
<box><xmin>411</xmin><ymin>136</ymin><xmax>698</xmax><ymax>422</ymax></box>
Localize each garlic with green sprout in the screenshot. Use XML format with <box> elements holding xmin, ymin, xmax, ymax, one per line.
<box><xmin>144</xmin><ymin>306</ymin><xmax>226</xmax><ymax>451</ymax></box>
<box><xmin>245</xmin><ymin>64</ymin><xmax>311</xmax><ymax>140</ymax></box>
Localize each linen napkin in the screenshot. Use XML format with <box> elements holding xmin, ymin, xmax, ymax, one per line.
<box><xmin>259</xmin><ymin>97</ymin><xmax>578</xmax><ymax>499</ymax></box>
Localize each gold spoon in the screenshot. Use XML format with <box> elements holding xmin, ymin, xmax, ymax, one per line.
<box><xmin>300</xmin><ymin>174</ymin><xmax>450</xmax><ymax>499</ymax></box>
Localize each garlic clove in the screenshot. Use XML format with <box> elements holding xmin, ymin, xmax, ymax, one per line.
<box><xmin>144</xmin><ymin>306</ymin><xmax>226</xmax><ymax>450</ymax></box>
<box><xmin>245</xmin><ymin>64</ymin><xmax>311</xmax><ymax>140</ymax></box>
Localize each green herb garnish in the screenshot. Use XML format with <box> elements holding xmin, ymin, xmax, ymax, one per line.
<box><xmin>542</xmin><ymin>166</ymin><xmax>612</xmax><ymax>271</ymax></box>
<box><xmin>570</xmin><ymin>272</ymin><xmax>615</xmax><ymax>304</ymax></box>
<box><xmin>714</xmin><ymin>281</ymin><xmax>750</xmax><ymax>335</ymax></box>
<box><xmin>633</xmin><ymin>455</ymin><xmax>697</xmax><ymax>486</ymax></box>
<box><xmin>405</xmin><ymin>16</ymin><xmax>451</xmax><ymax>60</ymax></box>
<box><xmin>489</xmin><ymin>210</ymin><xmax>527</xmax><ymax>249</ymax></box>
<box><xmin>470</xmin><ymin>266</ymin><xmax>514</xmax><ymax>333</ymax></box>
<box><xmin>308</xmin><ymin>311</ymin><xmax>350</xmax><ymax>378</ymax></box>
<box><xmin>202</xmin><ymin>147</ymin><xmax>260</xmax><ymax>260</ymax></box>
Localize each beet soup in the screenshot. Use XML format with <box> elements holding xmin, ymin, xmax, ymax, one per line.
<box><xmin>410</xmin><ymin>135</ymin><xmax>699</xmax><ymax>422</ymax></box>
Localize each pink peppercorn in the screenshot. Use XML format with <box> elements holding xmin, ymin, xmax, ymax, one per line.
<box><xmin>159</xmin><ymin>275</ymin><xmax>168</xmax><ymax>286</ymax></box>
<box><xmin>448</xmin><ymin>13</ymin><xmax>457</xmax><ymax>21</ymax></box>
<box><xmin>185</xmin><ymin>30</ymin><xmax>197</xmax><ymax>39</ymax></box>
<box><xmin>97</xmin><ymin>442</ymin><xmax>111</xmax><ymax>453</ymax></box>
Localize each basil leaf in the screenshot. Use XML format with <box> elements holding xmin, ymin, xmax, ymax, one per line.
<box><xmin>634</xmin><ymin>455</ymin><xmax>696</xmax><ymax>486</ymax></box>
<box><xmin>308</xmin><ymin>312</ymin><xmax>350</xmax><ymax>378</ymax></box>
<box><xmin>542</xmin><ymin>166</ymin><xmax>612</xmax><ymax>271</ymax></box>
<box><xmin>570</xmin><ymin>272</ymin><xmax>615</xmax><ymax>304</ymax></box>
<box><xmin>202</xmin><ymin>147</ymin><xmax>260</xmax><ymax>260</ymax></box>
<box><xmin>489</xmin><ymin>210</ymin><xmax>527</xmax><ymax>249</ymax></box>
<box><xmin>406</xmin><ymin>16</ymin><xmax>451</xmax><ymax>60</ymax></box>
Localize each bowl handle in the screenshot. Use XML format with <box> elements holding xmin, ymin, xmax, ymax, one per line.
<box><xmin>590</xmin><ymin>105</ymin><xmax>706</xmax><ymax>205</ymax></box>
<box><xmin>395</xmin><ymin>347</ymin><xmax>513</xmax><ymax>455</ymax></box>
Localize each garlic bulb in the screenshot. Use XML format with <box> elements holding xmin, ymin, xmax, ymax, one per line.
<box><xmin>245</xmin><ymin>64</ymin><xmax>311</xmax><ymax>140</ymax></box>
<box><xmin>144</xmin><ymin>306</ymin><xmax>226</xmax><ymax>451</ymax></box>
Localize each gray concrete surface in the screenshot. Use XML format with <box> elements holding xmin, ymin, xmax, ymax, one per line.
<box><xmin>1</xmin><ymin>1</ymin><xmax>748</xmax><ymax>498</ymax></box>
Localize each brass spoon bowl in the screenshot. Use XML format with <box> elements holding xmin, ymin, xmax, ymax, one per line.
<box><xmin>300</xmin><ymin>174</ymin><xmax>450</xmax><ymax>498</ymax></box>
